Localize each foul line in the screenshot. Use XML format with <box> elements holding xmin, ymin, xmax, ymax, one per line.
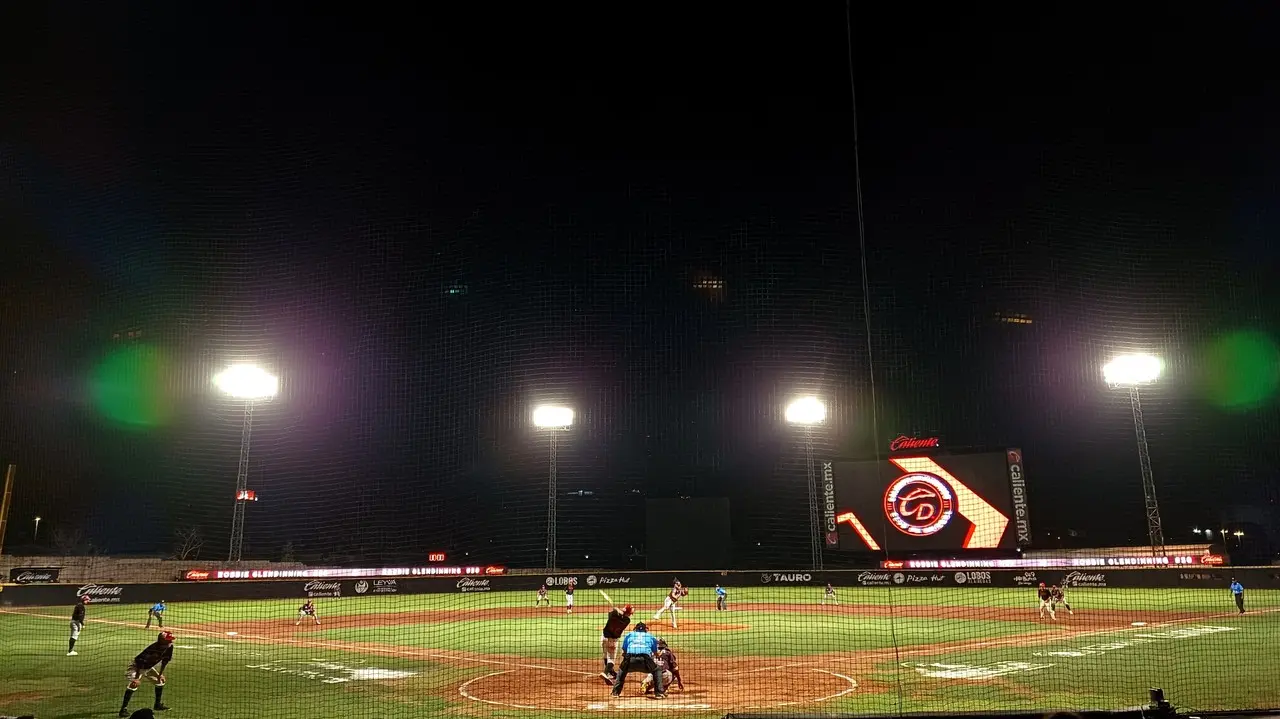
<box><xmin>0</xmin><ymin>609</ymin><xmax>596</xmax><ymax>677</ymax></box>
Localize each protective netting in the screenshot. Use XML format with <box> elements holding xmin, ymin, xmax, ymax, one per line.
<box><xmin>4</xmin><ymin>3</ymin><xmax>1280</xmax><ymax>719</ymax></box>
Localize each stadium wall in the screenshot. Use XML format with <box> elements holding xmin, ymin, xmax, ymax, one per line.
<box><xmin>2</xmin><ymin>568</ymin><xmax>1276</xmax><ymax>607</ymax></box>
<box><xmin>0</xmin><ymin>556</ymin><xmax>305</xmax><ymax>584</ymax></box>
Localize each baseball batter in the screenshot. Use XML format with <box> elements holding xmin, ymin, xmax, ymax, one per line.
<box><xmin>118</xmin><ymin>631</ymin><xmax>174</xmax><ymax>716</ymax></box>
<box><xmin>598</xmin><ymin>601</ymin><xmax>634</xmax><ymax>684</ymax></box>
<box><xmin>535</xmin><ymin>584</ymin><xmax>550</xmax><ymax>607</ymax></box>
<box><xmin>296</xmin><ymin>600</ymin><xmax>321</xmax><ymax>626</ymax></box>
<box><xmin>652</xmin><ymin>579</ymin><xmax>686</xmax><ymax>627</ymax></box>
<box><xmin>1037</xmin><ymin>582</ymin><xmax>1056</xmax><ymax>620</ymax></box>
<box><xmin>565</xmin><ymin>579</ymin><xmax>576</xmax><ymax>614</ymax></box>
<box><xmin>68</xmin><ymin>595</ymin><xmax>89</xmax><ymax>656</ymax></box>
<box><xmin>641</xmin><ymin>638</ymin><xmax>684</xmax><ymax>695</ymax></box>
<box><xmin>820</xmin><ymin>582</ymin><xmax>839</xmax><ymax>605</ymax></box>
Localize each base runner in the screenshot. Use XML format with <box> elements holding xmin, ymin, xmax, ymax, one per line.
<box><xmin>1037</xmin><ymin>582</ymin><xmax>1056</xmax><ymax>620</ymax></box>
<box><xmin>820</xmin><ymin>583</ymin><xmax>839</xmax><ymax>605</ymax></box>
<box><xmin>565</xmin><ymin>579</ymin><xmax>577</xmax><ymax>614</ymax></box>
<box><xmin>652</xmin><ymin>580</ymin><xmax>686</xmax><ymax>627</ymax></box>
<box><xmin>535</xmin><ymin>584</ymin><xmax>550</xmax><ymax>607</ymax></box>
<box><xmin>118</xmin><ymin>632</ymin><xmax>174</xmax><ymax>716</ymax></box>
<box><xmin>641</xmin><ymin>638</ymin><xmax>684</xmax><ymax>695</ymax></box>
<box><xmin>598</xmin><ymin>601</ymin><xmax>634</xmax><ymax>684</ymax></box>
<box><xmin>1050</xmin><ymin>585</ymin><xmax>1073</xmax><ymax>616</ymax></box>
<box><xmin>68</xmin><ymin>595</ymin><xmax>89</xmax><ymax>656</ymax></box>
<box><xmin>296</xmin><ymin>600</ymin><xmax>321</xmax><ymax>626</ymax></box>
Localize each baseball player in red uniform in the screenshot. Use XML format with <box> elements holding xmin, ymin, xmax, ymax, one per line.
<box><xmin>598</xmin><ymin>601</ymin><xmax>634</xmax><ymax>683</ymax></box>
<box><xmin>1037</xmin><ymin>582</ymin><xmax>1056</xmax><ymax>620</ymax></box>
<box><xmin>641</xmin><ymin>638</ymin><xmax>684</xmax><ymax>695</ymax></box>
<box><xmin>652</xmin><ymin>579</ymin><xmax>687</xmax><ymax>627</ymax></box>
<box><xmin>118</xmin><ymin>631</ymin><xmax>174</xmax><ymax>716</ymax></box>
<box><xmin>565</xmin><ymin>579</ymin><xmax>577</xmax><ymax>614</ymax></box>
<box><xmin>535</xmin><ymin>584</ymin><xmax>550</xmax><ymax>607</ymax></box>
<box><xmin>296</xmin><ymin>600</ymin><xmax>321</xmax><ymax>626</ymax></box>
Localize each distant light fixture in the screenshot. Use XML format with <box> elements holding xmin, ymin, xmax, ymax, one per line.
<box><xmin>532</xmin><ymin>405</ymin><xmax>574</xmax><ymax>429</ymax></box>
<box><xmin>1103</xmin><ymin>354</ymin><xmax>1163</xmax><ymax>387</ymax></box>
<box><xmin>784</xmin><ymin>396</ymin><xmax>826</xmax><ymax>425</ymax></box>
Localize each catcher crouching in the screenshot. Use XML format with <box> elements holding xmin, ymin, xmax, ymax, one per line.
<box><xmin>119</xmin><ymin>631</ymin><xmax>174</xmax><ymax>716</ymax></box>
<box><xmin>641</xmin><ymin>638</ymin><xmax>683</xmax><ymax>695</ymax></box>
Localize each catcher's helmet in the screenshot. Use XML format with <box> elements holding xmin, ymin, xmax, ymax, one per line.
<box><xmin>657</xmin><ymin>638</ymin><xmax>668</xmax><ymax>649</ymax></box>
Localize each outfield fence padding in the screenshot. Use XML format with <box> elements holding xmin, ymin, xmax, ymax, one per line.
<box><xmin>3</xmin><ymin>567</ymin><xmax>1275</xmax><ymax>606</ymax></box>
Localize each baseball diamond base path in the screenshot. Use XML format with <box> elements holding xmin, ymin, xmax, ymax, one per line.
<box><xmin>179</xmin><ymin>603</ymin><xmax>1203</xmax><ymax>713</ymax></box>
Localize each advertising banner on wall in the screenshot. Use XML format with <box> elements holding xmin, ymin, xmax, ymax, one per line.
<box><xmin>9</xmin><ymin>567</ymin><xmax>61</xmax><ymax>584</ymax></box>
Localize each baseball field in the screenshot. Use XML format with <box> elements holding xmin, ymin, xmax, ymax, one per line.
<box><xmin>2</xmin><ymin>586</ymin><xmax>1276</xmax><ymax>718</ymax></box>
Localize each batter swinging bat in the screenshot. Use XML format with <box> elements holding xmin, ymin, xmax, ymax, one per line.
<box><xmin>599</xmin><ymin>590</ymin><xmax>614</xmax><ymax>606</ymax></box>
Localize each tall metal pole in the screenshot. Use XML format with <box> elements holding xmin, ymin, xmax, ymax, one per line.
<box><xmin>804</xmin><ymin>426</ymin><xmax>823</xmax><ymax>571</ymax></box>
<box><xmin>546</xmin><ymin>428</ymin><xmax>558</xmax><ymax>571</ymax></box>
<box><xmin>0</xmin><ymin>464</ymin><xmax>15</xmax><ymax>556</ymax></box>
<box><xmin>1129</xmin><ymin>386</ymin><xmax>1165</xmax><ymax>557</ymax></box>
<box><xmin>228</xmin><ymin>401</ymin><xmax>255</xmax><ymax>562</ymax></box>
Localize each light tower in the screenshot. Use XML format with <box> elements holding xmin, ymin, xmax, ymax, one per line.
<box><xmin>533</xmin><ymin>405</ymin><xmax>574</xmax><ymax>571</ymax></box>
<box><xmin>1103</xmin><ymin>354</ymin><xmax>1165</xmax><ymax>557</ymax></box>
<box><xmin>786</xmin><ymin>396</ymin><xmax>827</xmax><ymax>570</ymax></box>
<box><xmin>214</xmin><ymin>365</ymin><xmax>279</xmax><ymax>562</ymax></box>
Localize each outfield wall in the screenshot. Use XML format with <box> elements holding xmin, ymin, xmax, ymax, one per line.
<box><xmin>3</xmin><ymin>567</ymin><xmax>1278</xmax><ymax>607</ymax></box>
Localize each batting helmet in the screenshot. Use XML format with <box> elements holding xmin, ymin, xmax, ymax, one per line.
<box><xmin>158</xmin><ymin>632</ymin><xmax>175</xmax><ymax>644</ymax></box>
<box><xmin>623</xmin><ymin>604</ymin><xmax>633</xmax><ymax>616</ymax></box>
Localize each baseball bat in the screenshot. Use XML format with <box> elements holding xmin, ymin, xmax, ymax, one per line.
<box><xmin>599</xmin><ymin>589</ymin><xmax>614</xmax><ymax>606</ymax></box>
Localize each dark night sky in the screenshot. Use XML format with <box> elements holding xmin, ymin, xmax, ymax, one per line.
<box><xmin>1</xmin><ymin>4</ymin><xmax>1278</xmax><ymax>565</ymax></box>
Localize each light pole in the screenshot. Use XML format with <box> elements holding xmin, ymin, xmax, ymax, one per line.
<box><xmin>533</xmin><ymin>405</ymin><xmax>574</xmax><ymax>571</ymax></box>
<box><xmin>214</xmin><ymin>365</ymin><xmax>279</xmax><ymax>562</ymax></box>
<box><xmin>33</xmin><ymin>516</ymin><xmax>41</xmax><ymax>542</ymax></box>
<box><xmin>1103</xmin><ymin>354</ymin><xmax>1165</xmax><ymax>558</ymax></box>
<box><xmin>786</xmin><ymin>396</ymin><xmax>827</xmax><ymax>571</ymax></box>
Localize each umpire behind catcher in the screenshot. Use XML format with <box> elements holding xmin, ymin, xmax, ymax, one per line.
<box><xmin>610</xmin><ymin>622</ymin><xmax>665</xmax><ymax>699</ymax></box>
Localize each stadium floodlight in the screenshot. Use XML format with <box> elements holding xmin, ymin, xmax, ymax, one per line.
<box><xmin>533</xmin><ymin>405</ymin><xmax>574</xmax><ymax>571</ymax></box>
<box><xmin>532</xmin><ymin>405</ymin><xmax>574</xmax><ymax>428</ymax></box>
<box><xmin>786</xmin><ymin>396</ymin><xmax>827</xmax><ymax>571</ymax></box>
<box><xmin>785</xmin><ymin>396</ymin><xmax>827</xmax><ymax>425</ymax></box>
<box><xmin>214</xmin><ymin>365</ymin><xmax>279</xmax><ymax>400</ymax></box>
<box><xmin>1103</xmin><ymin>354</ymin><xmax>1163</xmax><ymax>387</ymax></box>
<box><xmin>215</xmin><ymin>365</ymin><xmax>280</xmax><ymax>563</ymax></box>
<box><xmin>1103</xmin><ymin>354</ymin><xmax>1164</xmax><ymax>558</ymax></box>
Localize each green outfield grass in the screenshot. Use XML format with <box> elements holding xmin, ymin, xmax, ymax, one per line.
<box><xmin>2</xmin><ymin>587</ymin><xmax>1277</xmax><ymax>719</ymax></box>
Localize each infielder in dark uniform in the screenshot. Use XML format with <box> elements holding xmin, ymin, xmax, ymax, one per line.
<box><xmin>598</xmin><ymin>602</ymin><xmax>634</xmax><ymax>684</ymax></box>
<box><xmin>119</xmin><ymin>631</ymin><xmax>174</xmax><ymax>716</ymax></box>
<box><xmin>1050</xmin><ymin>585</ymin><xmax>1073</xmax><ymax>616</ymax></box>
<box><xmin>535</xmin><ymin>584</ymin><xmax>550</xmax><ymax>607</ymax></box>
<box><xmin>68</xmin><ymin>595</ymin><xmax>89</xmax><ymax>655</ymax></box>
<box><xmin>610</xmin><ymin>622</ymin><xmax>665</xmax><ymax>699</ymax></box>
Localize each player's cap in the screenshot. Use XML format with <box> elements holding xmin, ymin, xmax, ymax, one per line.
<box><xmin>623</xmin><ymin>604</ymin><xmax>633</xmax><ymax>615</ymax></box>
<box><xmin>158</xmin><ymin>631</ymin><xmax>175</xmax><ymax>643</ymax></box>
<box><xmin>1039</xmin><ymin>582</ymin><xmax>1046</xmax><ymax>587</ymax></box>
<box><xmin>657</xmin><ymin>638</ymin><xmax>668</xmax><ymax>649</ymax></box>
<box><xmin>635</xmin><ymin>622</ymin><xmax>648</xmax><ymax>632</ymax></box>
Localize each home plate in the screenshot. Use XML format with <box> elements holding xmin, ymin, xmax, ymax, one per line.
<box><xmin>585</xmin><ymin>702</ymin><xmax>710</xmax><ymax>711</ymax></box>
<box><xmin>1131</xmin><ymin>622</ymin><xmax>1147</xmax><ymax>627</ymax></box>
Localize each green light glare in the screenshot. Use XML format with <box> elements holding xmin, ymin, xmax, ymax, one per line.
<box><xmin>90</xmin><ymin>344</ymin><xmax>175</xmax><ymax>428</ymax></box>
<box><xmin>1203</xmin><ymin>331</ymin><xmax>1280</xmax><ymax>411</ymax></box>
